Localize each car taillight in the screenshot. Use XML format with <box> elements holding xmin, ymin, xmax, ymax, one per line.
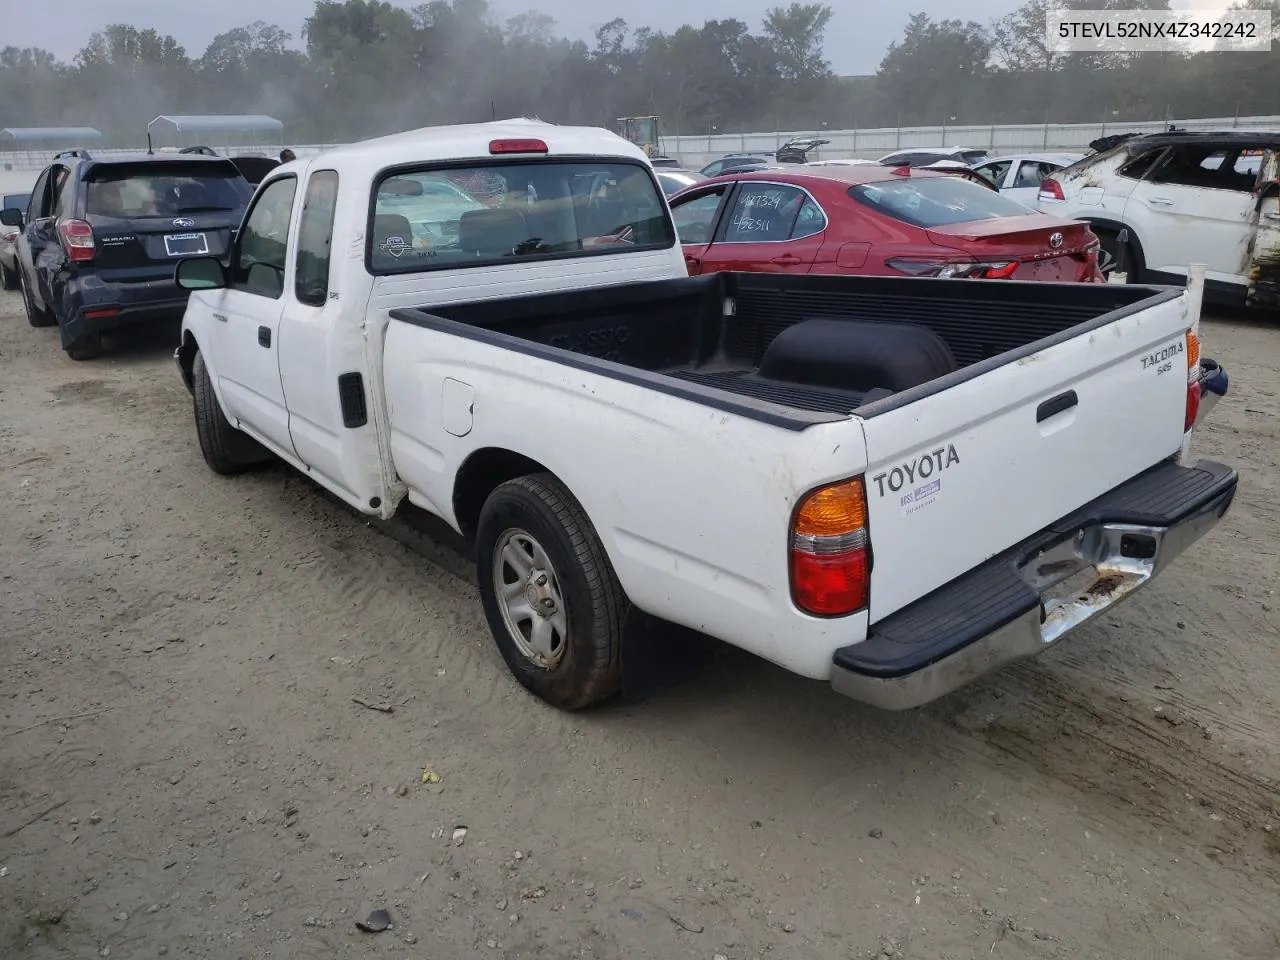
<box><xmin>790</xmin><ymin>477</ymin><xmax>870</xmax><ymax>617</ymax></box>
<box><xmin>57</xmin><ymin>219</ymin><xmax>95</xmax><ymax>262</ymax></box>
<box><xmin>1</xmin><ymin>229</ymin><xmax>17</xmax><ymax>243</ymax></box>
<box><xmin>1038</xmin><ymin>178</ymin><xmax>1065</xmax><ymax>202</ymax></box>
<box><xmin>886</xmin><ymin>257</ymin><xmax>1017</xmax><ymax>279</ymax></box>
<box><xmin>1185</xmin><ymin>330</ymin><xmax>1201</xmax><ymax>432</ymax></box>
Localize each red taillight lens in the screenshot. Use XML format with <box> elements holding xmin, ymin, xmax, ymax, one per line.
<box><xmin>1</xmin><ymin>230</ymin><xmax>17</xmax><ymax>243</ymax></box>
<box><xmin>886</xmin><ymin>257</ymin><xmax>1016</xmax><ymax>280</ymax></box>
<box><xmin>57</xmin><ymin>219</ymin><xmax>95</xmax><ymax>262</ymax></box>
<box><xmin>1038</xmin><ymin>178</ymin><xmax>1065</xmax><ymax>202</ymax></box>
<box><xmin>489</xmin><ymin>138</ymin><xmax>548</xmax><ymax>154</ymax></box>
<box><xmin>791</xmin><ymin>477</ymin><xmax>870</xmax><ymax>616</ymax></box>
<box><xmin>1185</xmin><ymin>382</ymin><xmax>1200</xmax><ymax>432</ymax></box>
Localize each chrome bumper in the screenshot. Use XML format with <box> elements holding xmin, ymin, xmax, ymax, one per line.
<box><xmin>831</xmin><ymin>459</ymin><xmax>1237</xmax><ymax>710</ymax></box>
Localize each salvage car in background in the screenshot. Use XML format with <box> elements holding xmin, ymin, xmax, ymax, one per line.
<box><xmin>654</xmin><ymin>169</ymin><xmax>708</xmax><ymax>196</ymax></box>
<box><xmin>0</xmin><ymin>152</ymin><xmax>254</xmax><ymax>359</ymax></box>
<box><xmin>0</xmin><ymin>191</ymin><xmax>30</xmax><ymax>289</ymax></box>
<box><xmin>970</xmin><ymin>153</ymin><xmax>1083</xmax><ymax>206</ymax></box>
<box><xmin>1036</xmin><ymin>130</ymin><xmax>1280</xmax><ymax>307</ymax></box>
<box><xmin>668</xmin><ymin>165</ymin><xmax>1102</xmax><ymax>281</ymax></box>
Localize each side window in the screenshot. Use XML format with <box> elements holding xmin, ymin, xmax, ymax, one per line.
<box><xmin>1013</xmin><ymin>161</ymin><xmax>1051</xmax><ymax>189</ymax></box>
<box><xmin>1117</xmin><ymin>149</ymin><xmax>1165</xmax><ymax>181</ymax></box>
<box><xmin>976</xmin><ymin>161</ymin><xmax>1012</xmax><ymax>187</ymax></box>
<box><xmin>880</xmin><ymin>154</ymin><xmax>906</xmax><ymax>166</ymax></box>
<box><xmin>26</xmin><ymin>169</ymin><xmax>51</xmax><ymax>221</ymax></box>
<box><xmin>294</xmin><ymin>170</ymin><xmax>339</xmax><ymax>307</ymax></box>
<box><xmin>702</xmin><ymin>161</ymin><xmax>724</xmax><ymax>177</ymax></box>
<box><xmin>1149</xmin><ymin>146</ymin><xmax>1259</xmax><ymax>192</ymax></box>
<box><xmin>671</xmin><ymin>189</ymin><xmax>727</xmax><ymax>245</ymax></box>
<box><xmin>723</xmin><ymin>184</ymin><xmax>810</xmax><ymax>242</ymax></box>
<box><xmin>790</xmin><ymin>197</ymin><xmax>827</xmax><ymax>239</ymax></box>
<box><xmin>232</xmin><ymin>176</ymin><xmax>297</xmax><ymax>298</ymax></box>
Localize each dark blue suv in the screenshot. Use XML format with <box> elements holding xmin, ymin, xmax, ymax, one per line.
<box><xmin>0</xmin><ymin>152</ymin><xmax>254</xmax><ymax>360</ymax></box>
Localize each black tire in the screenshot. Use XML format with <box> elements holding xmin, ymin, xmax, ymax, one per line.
<box><xmin>20</xmin><ymin>272</ymin><xmax>55</xmax><ymax>327</ymax></box>
<box><xmin>1096</xmin><ymin>229</ymin><xmax>1137</xmax><ymax>281</ymax></box>
<box><xmin>65</xmin><ymin>333</ymin><xmax>103</xmax><ymax>361</ymax></box>
<box><xmin>192</xmin><ymin>348</ymin><xmax>270</xmax><ymax>474</ymax></box>
<box><xmin>0</xmin><ymin>260</ymin><xmax>17</xmax><ymax>291</ymax></box>
<box><xmin>476</xmin><ymin>473</ymin><xmax>628</xmax><ymax>710</ymax></box>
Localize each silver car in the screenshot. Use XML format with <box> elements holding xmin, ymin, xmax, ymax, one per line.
<box><xmin>0</xmin><ymin>191</ymin><xmax>30</xmax><ymax>290</ymax></box>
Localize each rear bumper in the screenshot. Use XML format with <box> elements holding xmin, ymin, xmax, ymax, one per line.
<box><xmin>62</xmin><ymin>274</ymin><xmax>190</xmax><ymax>342</ymax></box>
<box><xmin>830</xmin><ymin>458</ymin><xmax>1238</xmax><ymax>710</ymax></box>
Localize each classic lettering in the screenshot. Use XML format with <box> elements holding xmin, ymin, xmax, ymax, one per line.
<box><xmin>872</xmin><ymin>443</ymin><xmax>960</xmax><ymax>498</ymax></box>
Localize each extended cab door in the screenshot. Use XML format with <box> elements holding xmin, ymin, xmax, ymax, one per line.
<box><xmin>202</xmin><ymin>174</ymin><xmax>297</xmax><ymax>456</ymax></box>
<box><xmin>274</xmin><ymin>169</ymin><xmax>385</xmax><ymax>511</ymax></box>
<box><xmin>669</xmin><ymin>183</ymin><xmax>732</xmax><ymax>275</ymax></box>
<box><xmin>1122</xmin><ymin>143</ymin><xmax>1260</xmax><ymax>290</ymax></box>
<box><xmin>699</xmin><ymin>180</ymin><xmax>828</xmax><ymax>274</ymax></box>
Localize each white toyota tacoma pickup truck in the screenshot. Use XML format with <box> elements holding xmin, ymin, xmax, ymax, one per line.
<box><xmin>172</xmin><ymin>119</ymin><xmax>1236</xmax><ymax>711</ymax></box>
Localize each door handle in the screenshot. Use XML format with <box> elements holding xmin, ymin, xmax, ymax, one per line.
<box><xmin>1150</xmin><ymin>197</ymin><xmax>1174</xmax><ymax>206</ymax></box>
<box><xmin>257</xmin><ymin>325</ymin><xmax>271</xmax><ymax>348</ymax></box>
<box><xmin>1037</xmin><ymin>389</ymin><xmax>1078</xmax><ymax>423</ymax></box>
<box><xmin>771</xmin><ymin>253</ymin><xmax>803</xmax><ymax>265</ymax></box>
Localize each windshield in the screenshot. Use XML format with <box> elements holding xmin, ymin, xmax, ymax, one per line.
<box><xmin>370</xmin><ymin>160</ymin><xmax>674</xmax><ymax>273</ymax></box>
<box><xmin>850</xmin><ymin>176</ymin><xmax>1036</xmax><ymax>228</ymax></box>
<box><xmin>86</xmin><ymin>162</ymin><xmax>251</xmax><ymax>218</ymax></box>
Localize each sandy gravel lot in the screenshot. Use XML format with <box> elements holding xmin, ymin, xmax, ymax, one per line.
<box><xmin>1</xmin><ymin>291</ymin><xmax>1278</xmax><ymax>960</ymax></box>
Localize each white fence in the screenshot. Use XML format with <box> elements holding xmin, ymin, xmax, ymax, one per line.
<box><xmin>1</xmin><ymin>114</ymin><xmax>1277</xmax><ymax>187</ymax></box>
<box><xmin>662</xmin><ymin>114</ymin><xmax>1280</xmax><ymax>167</ymax></box>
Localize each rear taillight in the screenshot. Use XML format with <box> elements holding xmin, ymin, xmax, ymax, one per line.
<box><xmin>790</xmin><ymin>477</ymin><xmax>870</xmax><ymax>617</ymax></box>
<box><xmin>57</xmin><ymin>219</ymin><xmax>95</xmax><ymax>262</ymax></box>
<box><xmin>1</xmin><ymin>230</ymin><xmax>17</xmax><ymax>244</ymax></box>
<box><xmin>1184</xmin><ymin>330</ymin><xmax>1201</xmax><ymax>432</ymax></box>
<box><xmin>1038</xmin><ymin>178</ymin><xmax>1065</xmax><ymax>202</ymax></box>
<box><xmin>886</xmin><ymin>257</ymin><xmax>1016</xmax><ymax>279</ymax></box>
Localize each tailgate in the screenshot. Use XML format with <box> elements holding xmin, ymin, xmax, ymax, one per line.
<box><xmin>859</xmin><ymin>292</ymin><xmax>1194</xmax><ymax>622</ymax></box>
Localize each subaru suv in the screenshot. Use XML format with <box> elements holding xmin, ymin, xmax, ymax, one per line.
<box><xmin>0</xmin><ymin>152</ymin><xmax>253</xmax><ymax>359</ymax></box>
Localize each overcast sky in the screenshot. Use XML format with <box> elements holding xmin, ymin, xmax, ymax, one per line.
<box><xmin>3</xmin><ymin>0</ymin><xmax>1236</xmax><ymax>75</ymax></box>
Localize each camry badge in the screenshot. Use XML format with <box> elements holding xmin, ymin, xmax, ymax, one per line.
<box><xmin>1048</xmin><ymin>232</ymin><xmax>1064</xmax><ymax>248</ymax></box>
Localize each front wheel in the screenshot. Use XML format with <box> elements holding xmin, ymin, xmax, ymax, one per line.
<box><xmin>475</xmin><ymin>474</ymin><xmax>628</xmax><ymax>710</ymax></box>
<box><xmin>192</xmin><ymin>348</ymin><xmax>270</xmax><ymax>474</ymax></box>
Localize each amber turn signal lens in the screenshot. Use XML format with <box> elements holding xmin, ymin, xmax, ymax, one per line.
<box><xmin>793</xmin><ymin>478</ymin><xmax>867</xmax><ymax>537</ymax></box>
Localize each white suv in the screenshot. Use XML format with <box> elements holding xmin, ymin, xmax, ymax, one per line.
<box><xmin>1035</xmin><ymin>131</ymin><xmax>1280</xmax><ymax>309</ymax></box>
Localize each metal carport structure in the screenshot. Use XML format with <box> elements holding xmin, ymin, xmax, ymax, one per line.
<box><xmin>0</xmin><ymin>127</ymin><xmax>104</xmax><ymax>175</ymax></box>
<box><xmin>146</xmin><ymin>115</ymin><xmax>284</xmax><ymax>153</ymax></box>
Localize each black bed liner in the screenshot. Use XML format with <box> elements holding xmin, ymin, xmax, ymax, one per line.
<box><xmin>389</xmin><ymin>272</ymin><xmax>1180</xmax><ymax>431</ymax></box>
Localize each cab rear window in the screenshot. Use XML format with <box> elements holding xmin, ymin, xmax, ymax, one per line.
<box><xmin>849</xmin><ymin>176</ymin><xmax>1034</xmax><ymax>228</ymax></box>
<box><xmin>367</xmin><ymin>160</ymin><xmax>675</xmax><ymax>273</ymax></box>
<box><xmin>85</xmin><ymin>162</ymin><xmax>250</xmax><ymax>219</ymax></box>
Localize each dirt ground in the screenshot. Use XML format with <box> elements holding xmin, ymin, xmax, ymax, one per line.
<box><xmin>1</xmin><ymin>291</ymin><xmax>1278</xmax><ymax>960</ymax></box>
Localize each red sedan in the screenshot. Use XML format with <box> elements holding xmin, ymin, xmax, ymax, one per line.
<box><xmin>667</xmin><ymin>164</ymin><xmax>1103</xmax><ymax>282</ymax></box>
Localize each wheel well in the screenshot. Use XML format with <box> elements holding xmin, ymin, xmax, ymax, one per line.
<box><xmin>453</xmin><ymin>448</ymin><xmax>552</xmax><ymax>542</ymax></box>
<box><xmin>177</xmin><ymin>331</ymin><xmax>198</xmax><ymax>394</ymax></box>
<box><xmin>1079</xmin><ymin>216</ymin><xmax>1147</xmax><ymax>268</ymax></box>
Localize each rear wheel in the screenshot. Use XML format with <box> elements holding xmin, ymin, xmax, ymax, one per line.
<box><xmin>476</xmin><ymin>473</ymin><xmax>628</xmax><ymax>711</ymax></box>
<box><xmin>192</xmin><ymin>348</ymin><xmax>270</xmax><ymax>474</ymax></box>
<box><xmin>20</xmin><ymin>272</ymin><xmax>55</xmax><ymax>327</ymax></box>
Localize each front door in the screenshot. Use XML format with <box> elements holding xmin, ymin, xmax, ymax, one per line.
<box><xmin>669</xmin><ymin>184</ymin><xmax>732</xmax><ymax>275</ymax></box>
<box><xmin>1247</xmin><ymin>150</ymin><xmax>1280</xmax><ymax>307</ymax></box>
<box><xmin>205</xmin><ymin>174</ymin><xmax>298</xmax><ymax>457</ymax></box>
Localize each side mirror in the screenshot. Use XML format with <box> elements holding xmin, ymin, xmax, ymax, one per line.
<box><xmin>175</xmin><ymin>256</ymin><xmax>227</xmax><ymax>290</ymax></box>
<box><xmin>0</xmin><ymin>207</ymin><xmax>23</xmax><ymax>229</ymax></box>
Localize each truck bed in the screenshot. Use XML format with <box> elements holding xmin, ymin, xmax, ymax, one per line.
<box><xmin>389</xmin><ymin>272</ymin><xmax>1179</xmax><ymax>429</ymax></box>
